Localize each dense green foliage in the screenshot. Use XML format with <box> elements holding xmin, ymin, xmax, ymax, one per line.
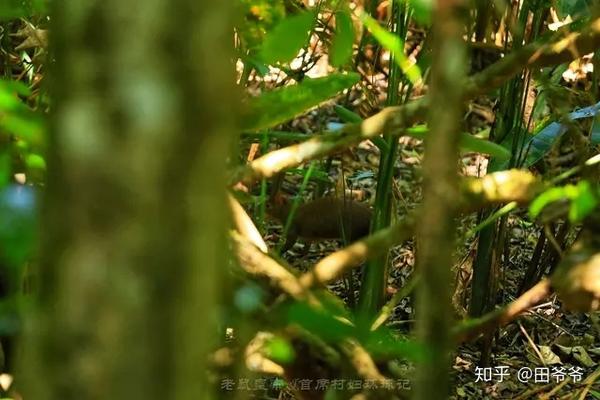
<box><xmin>1</xmin><ymin>0</ymin><xmax>600</xmax><ymax>399</ymax></box>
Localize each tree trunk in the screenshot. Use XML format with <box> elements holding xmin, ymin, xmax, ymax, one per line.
<box><xmin>18</xmin><ymin>1</ymin><xmax>234</xmax><ymax>399</ymax></box>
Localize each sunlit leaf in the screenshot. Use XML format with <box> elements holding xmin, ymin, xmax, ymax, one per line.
<box><xmin>25</xmin><ymin>153</ymin><xmax>45</xmax><ymax>171</ymax></box>
<box><xmin>361</xmin><ymin>14</ymin><xmax>421</xmax><ymax>84</ymax></box>
<box><xmin>259</xmin><ymin>11</ymin><xmax>315</xmax><ymax>65</ymax></box>
<box><xmin>330</xmin><ymin>10</ymin><xmax>355</xmax><ymax>67</ymax></box>
<box><xmin>0</xmin><ymin>80</ymin><xmax>31</xmax><ymax>103</ymax></box>
<box><xmin>241</xmin><ymin>73</ymin><xmax>359</xmax><ymax>130</ymax></box>
<box><xmin>529</xmin><ymin>181</ymin><xmax>599</xmax><ymax>223</ymax></box>
<box><xmin>529</xmin><ymin>186</ymin><xmax>569</xmax><ymax>219</ymax></box>
<box><xmin>569</xmin><ymin>181</ymin><xmax>598</xmax><ymax>222</ymax></box>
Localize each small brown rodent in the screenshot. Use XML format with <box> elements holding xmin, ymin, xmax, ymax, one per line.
<box><xmin>267</xmin><ymin>195</ymin><xmax>372</xmax><ymax>253</ymax></box>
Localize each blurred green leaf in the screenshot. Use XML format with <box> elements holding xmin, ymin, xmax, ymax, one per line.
<box><xmin>243</xmin><ymin>56</ymin><xmax>270</xmax><ymax>77</ymax></box>
<box><xmin>0</xmin><ymin>80</ymin><xmax>31</xmax><ymax>108</ymax></box>
<box><xmin>569</xmin><ymin>181</ymin><xmax>598</xmax><ymax>222</ymax></box>
<box><xmin>259</xmin><ymin>11</ymin><xmax>315</xmax><ymax>65</ymax></box>
<box><xmin>241</xmin><ymin>73</ymin><xmax>359</xmax><ymax>131</ymax></box>
<box><xmin>404</xmin><ymin>125</ymin><xmax>510</xmax><ymax>159</ymax></box>
<box><xmin>589</xmin><ymin>389</ymin><xmax>600</xmax><ymax>399</ymax></box>
<box><xmin>555</xmin><ymin>0</ymin><xmax>592</xmax><ymax>18</ymax></box>
<box><xmin>458</xmin><ymin>132</ymin><xmax>511</xmax><ymax>160</ymax></box>
<box><xmin>265</xmin><ymin>336</ymin><xmax>295</xmax><ymax>364</ymax></box>
<box><xmin>286</xmin><ymin>167</ymin><xmax>330</xmax><ymax>183</ymax></box>
<box><xmin>287</xmin><ymin>302</ymin><xmax>355</xmax><ymax>343</ymax></box>
<box><xmin>2</xmin><ymin>113</ymin><xmax>44</xmax><ymax>142</ymax></box>
<box><xmin>0</xmin><ymin>0</ymin><xmax>46</xmax><ymax>20</ymax></box>
<box><xmin>529</xmin><ymin>181</ymin><xmax>599</xmax><ymax>223</ymax></box>
<box><xmin>361</xmin><ymin>14</ymin><xmax>421</xmax><ymax>85</ymax></box>
<box><xmin>25</xmin><ymin>153</ymin><xmax>46</xmax><ymax>171</ymax></box>
<box><xmin>408</xmin><ymin>0</ymin><xmax>433</xmax><ymax>25</ymax></box>
<box><xmin>365</xmin><ymin>328</ymin><xmax>428</xmax><ymax>362</ymax></box>
<box><xmin>0</xmin><ymin>185</ymin><xmax>37</xmax><ymax>268</ymax></box>
<box><xmin>334</xmin><ymin>105</ymin><xmax>362</xmax><ymax>123</ymax></box>
<box><xmin>529</xmin><ymin>186</ymin><xmax>570</xmax><ymax>219</ymax></box>
<box><xmin>0</xmin><ymin>152</ymin><xmax>10</xmax><ymax>189</ymax></box>
<box><xmin>330</xmin><ymin>10</ymin><xmax>355</xmax><ymax>67</ymax></box>
<box><xmin>236</xmin><ymin>0</ymin><xmax>286</xmax><ymax>51</ymax></box>
<box><xmin>0</xmin><ymin>79</ymin><xmax>45</xmax><ymax>146</ymax></box>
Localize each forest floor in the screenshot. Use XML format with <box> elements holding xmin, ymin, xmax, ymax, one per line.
<box><xmin>255</xmin><ymin>93</ymin><xmax>599</xmax><ymax>399</ymax></box>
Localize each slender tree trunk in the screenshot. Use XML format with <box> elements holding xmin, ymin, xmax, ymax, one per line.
<box><xmin>414</xmin><ymin>0</ymin><xmax>466</xmax><ymax>399</ymax></box>
<box><xmin>18</xmin><ymin>1</ymin><xmax>234</xmax><ymax>399</ymax></box>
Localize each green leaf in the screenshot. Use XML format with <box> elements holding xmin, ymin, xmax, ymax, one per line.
<box><xmin>569</xmin><ymin>181</ymin><xmax>598</xmax><ymax>222</ymax></box>
<box><xmin>361</xmin><ymin>14</ymin><xmax>421</xmax><ymax>85</ymax></box>
<box><xmin>458</xmin><ymin>132</ymin><xmax>511</xmax><ymax>160</ymax></box>
<box><xmin>330</xmin><ymin>110</ymin><xmax>509</xmax><ymax>158</ymax></box>
<box><xmin>243</xmin><ymin>56</ymin><xmax>270</xmax><ymax>77</ymax></box>
<box><xmin>529</xmin><ymin>186</ymin><xmax>570</xmax><ymax>219</ymax></box>
<box><xmin>529</xmin><ymin>181</ymin><xmax>599</xmax><ymax>223</ymax></box>
<box><xmin>0</xmin><ymin>0</ymin><xmax>46</xmax><ymax>21</ymax></box>
<box><xmin>589</xmin><ymin>390</ymin><xmax>600</xmax><ymax>399</ymax></box>
<box><xmin>330</xmin><ymin>11</ymin><xmax>355</xmax><ymax>67</ymax></box>
<box><xmin>333</xmin><ymin>105</ymin><xmax>362</xmax><ymax>123</ymax></box>
<box><xmin>494</xmin><ymin>101</ymin><xmax>600</xmax><ymax>171</ymax></box>
<box><xmin>25</xmin><ymin>153</ymin><xmax>46</xmax><ymax>171</ymax></box>
<box><xmin>405</xmin><ymin>125</ymin><xmax>510</xmax><ymax>159</ymax></box>
<box><xmin>241</xmin><ymin>73</ymin><xmax>359</xmax><ymax>130</ymax></box>
<box><xmin>0</xmin><ymin>80</ymin><xmax>31</xmax><ymax>100</ymax></box>
<box><xmin>365</xmin><ymin>329</ymin><xmax>427</xmax><ymax>362</ymax></box>
<box><xmin>287</xmin><ymin>302</ymin><xmax>355</xmax><ymax>343</ymax></box>
<box><xmin>259</xmin><ymin>11</ymin><xmax>315</xmax><ymax>65</ymax></box>
<box><xmin>1</xmin><ymin>113</ymin><xmax>44</xmax><ymax>142</ymax></box>
<box><xmin>555</xmin><ymin>0</ymin><xmax>592</xmax><ymax>18</ymax></box>
<box><xmin>0</xmin><ymin>152</ymin><xmax>10</xmax><ymax>189</ymax></box>
<box><xmin>264</xmin><ymin>336</ymin><xmax>295</xmax><ymax>364</ymax></box>
<box><xmin>0</xmin><ymin>185</ymin><xmax>37</xmax><ymax>268</ymax></box>
<box><xmin>408</xmin><ymin>0</ymin><xmax>433</xmax><ymax>26</ymax></box>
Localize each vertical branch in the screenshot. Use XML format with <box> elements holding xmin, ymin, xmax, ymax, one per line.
<box><xmin>358</xmin><ymin>0</ymin><xmax>409</xmax><ymax>319</ymax></box>
<box><xmin>414</xmin><ymin>0</ymin><xmax>466</xmax><ymax>399</ymax></box>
